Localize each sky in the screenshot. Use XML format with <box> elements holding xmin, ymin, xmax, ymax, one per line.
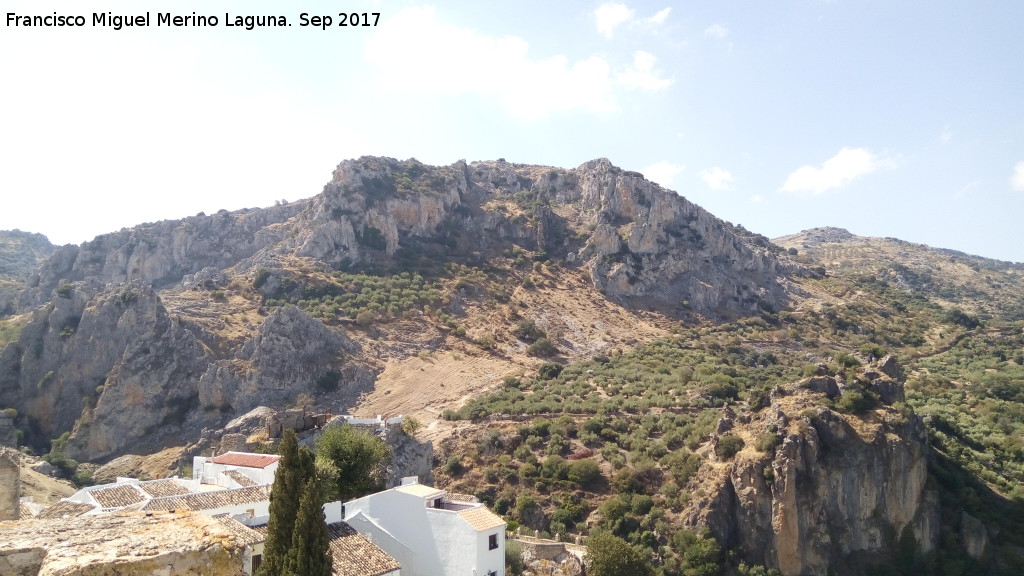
<box><xmin>2</xmin><ymin>1</ymin><xmax>1023</xmax><ymax>262</ymax></box>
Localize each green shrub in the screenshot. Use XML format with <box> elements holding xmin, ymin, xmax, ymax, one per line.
<box><xmin>755</xmin><ymin>432</ymin><xmax>779</xmax><ymax>452</ymax></box>
<box><xmin>538</xmin><ymin>362</ymin><xmax>563</xmax><ymax>380</ymax></box>
<box><xmin>833</xmin><ymin>388</ymin><xmax>875</xmax><ymax>414</ymax></box>
<box><xmin>715</xmin><ymin>435</ymin><xmax>745</xmax><ymax>460</ymax></box>
<box><xmin>527</xmin><ymin>338</ymin><xmax>558</xmax><ymax>357</ymax></box>
<box><xmin>512</xmin><ymin>320</ymin><xmax>546</xmax><ymax>342</ymax></box>
<box><xmin>568</xmin><ymin>458</ymin><xmax>602</xmax><ymax>486</ymax></box>
<box><xmin>445</xmin><ymin>455</ymin><xmax>464</xmax><ymax>475</ymax></box>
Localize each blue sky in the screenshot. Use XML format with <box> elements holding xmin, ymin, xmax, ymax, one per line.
<box><xmin>3</xmin><ymin>1</ymin><xmax>1023</xmax><ymax>262</ymax></box>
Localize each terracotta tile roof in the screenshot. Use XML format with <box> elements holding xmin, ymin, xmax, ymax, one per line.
<box><xmin>250</xmin><ymin>522</ymin><xmax>400</xmax><ymax>576</ymax></box>
<box><xmin>210</xmin><ymin>452</ymin><xmax>280</xmax><ymax>468</ymax></box>
<box><xmin>327</xmin><ymin>522</ymin><xmax>402</xmax><ymax>576</ymax></box>
<box><xmin>223</xmin><ymin>470</ymin><xmax>257</xmax><ymax>487</ymax></box>
<box><xmin>141</xmin><ymin>485</ymin><xmax>271</xmax><ymax>512</ymax></box>
<box><xmin>445</xmin><ymin>492</ymin><xmax>479</xmax><ymax>503</ymax></box>
<box><xmin>90</xmin><ymin>484</ymin><xmax>147</xmax><ymax>509</ymax></box>
<box><xmin>36</xmin><ymin>500</ymin><xmax>96</xmax><ymax>519</ymax></box>
<box><xmin>394</xmin><ymin>483</ymin><xmax>445</xmax><ymax>499</ymax></box>
<box><xmin>138</xmin><ymin>479</ymin><xmax>192</xmax><ymax>498</ymax></box>
<box><xmin>212</xmin><ymin>514</ymin><xmax>265</xmax><ymax>546</ymax></box>
<box><xmin>458</xmin><ymin>506</ymin><xmax>507</xmax><ymax>532</ymax></box>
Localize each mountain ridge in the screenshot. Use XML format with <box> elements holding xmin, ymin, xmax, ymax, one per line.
<box><xmin>2</xmin><ymin>157</ymin><xmax>1022</xmax><ymax>575</ymax></box>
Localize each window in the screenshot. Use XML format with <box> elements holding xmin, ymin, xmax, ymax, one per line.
<box><xmin>488</xmin><ymin>533</ymin><xmax>499</xmax><ymax>550</ymax></box>
<box><xmin>251</xmin><ymin>554</ymin><xmax>262</xmax><ymax>574</ymax></box>
<box><xmin>434</xmin><ymin>498</ymin><xmax>444</xmax><ymax>509</ymax></box>
<box><xmin>341</xmin><ymin>505</ymin><xmax>346</xmax><ymax>519</ymax></box>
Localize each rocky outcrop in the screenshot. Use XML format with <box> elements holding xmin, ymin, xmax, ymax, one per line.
<box><xmin>0</xmin><ymin>281</ymin><xmax>205</xmax><ymax>449</ymax></box>
<box><xmin>0</xmin><ymin>511</ymin><xmax>249</xmax><ymax>576</ymax></box>
<box><xmin>16</xmin><ymin>204</ymin><xmax>304</xmax><ymax>311</ymax></box>
<box><xmin>196</xmin><ymin>305</ymin><xmax>363</xmax><ymax>416</ymax></box>
<box><xmin>686</xmin><ymin>364</ymin><xmax>938</xmax><ymax>576</ymax></box>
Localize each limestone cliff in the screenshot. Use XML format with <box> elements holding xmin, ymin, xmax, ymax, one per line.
<box><xmin>273</xmin><ymin>157</ymin><xmax>790</xmax><ymax>316</ymax></box>
<box><xmin>0</xmin><ymin>155</ymin><xmax>792</xmax><ymax>461</ymax></box>
<box><xmin>684</xmin><ymin>361</ymin><xmax>938</xmax><ymax>576</ymax></box>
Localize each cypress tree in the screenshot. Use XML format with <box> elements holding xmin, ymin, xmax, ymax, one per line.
<box><xmin>257</xmin><ymin>430</ymin><xmax>304</xmax><ymax>576</ymax></box>
<box><xmin>284</xmin><ymin>478</ymin><xmax>332</xmax><ymax>576</ymax></box>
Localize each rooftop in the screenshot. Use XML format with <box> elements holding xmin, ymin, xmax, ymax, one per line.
<box><xmin>252</xmin><ymin>521</ymin><xmax>401</xmax><ymax>576</ymax></box>
<box><xmin>458</xmin><ymin>506</ymin><xmax>507</xmax><ymax>532</ymax></box>
<box><xmin>89</xmin><ymin>483</ymin><xmax>147</xmax><ymax>509</ymax></box>
<box><xmin>209</xmin><ymin>452</ymin><xmax>280</xmax><ymax>468</ymax></box>
<box><xmin>35</xmin><ymin>500</ymin><xmax>96</xmax><ymax>519</ymax></box>
<box><xmin>141</xmin><ymin>485</ymin><xmax>271</xmax><ymax>512</ymax></box>
<box><xmin>212</xmin><ymin>514</ymin><xmax>265</xmax><ymax>547</ymax></box>
<box><xmin>327</xmin><ymin>522</ymin><xmax>402</xmax><ymax>576</ymax></box>
<box><xmin>394</xmin><ymin>483</ymin><xmax>446</xmax><ymax>499</ymax></box>
<box><xmin>223</xmin><ymin>470</ymin><xmax>258</xmax><ymax>487</ymax></box>
<box><xmin>137</xmin><ymin>479</ymin><xmax>192</xmax><ymax>498</ymax></box>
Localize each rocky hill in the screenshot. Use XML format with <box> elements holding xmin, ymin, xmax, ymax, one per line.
<box><xmin>774</xmin><ymin>227</ymin><xmax>1024</xmax><ymax>321</ymax></box>
<box><xmin>0</xmin><ymin>230</ymin><xmax>56</xmax><ymax>316</ymax></box>
<box><xmin>2</xmin><ymin>158</ymin><xmax>1022</xmax><ymax>575</ymax></box>
<box><xmin>0</xmin><ymin>156</ymin><xmax>791</xmax><ymax>462</ymax></box>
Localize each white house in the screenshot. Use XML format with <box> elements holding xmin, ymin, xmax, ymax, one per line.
<box><xmin>343</xmin><ymin>478</ymin><xmax>506</xmax><ymax>576</ymax></box>
<box><xmin>193</xmin><ymin>451</ymin><xmax>280</xmax><ymax>487</ymax></box>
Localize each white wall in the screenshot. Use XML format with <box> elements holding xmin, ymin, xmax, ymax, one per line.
<box><xmin>345</xmin><ymin>490</ymin><xmax>503</xmax><ymax>576</ymax></box>
<box><xmin>475</xmin><ymin>530</ymin><xmax>505</xmax><ymax>576</ymax></box>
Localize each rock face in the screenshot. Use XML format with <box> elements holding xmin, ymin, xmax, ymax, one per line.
<box><xmin>0</xmin><ymin>230</ymin><xmax>57</xmax><ymax>315</ymax></box>
<box><xmin>686</xmin><ymin>365</ymin><xmax>938</xmax><ymax>576</ymax></box>
<box><xmin>252</xmin><ymin>157</ymin><xmax>789</xmax><ymax>316</ymax></box>
<box><xmin>0</xmin><ymin>155</ymin><xmax>792</xmax><ymax>460</ymax></box>
<box><xmin>0</xmin><ymin>511</ymin><xmax>248</xmax><ymax>576</ymax></box>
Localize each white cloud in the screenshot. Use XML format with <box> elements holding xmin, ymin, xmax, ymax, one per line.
<box><xmin>1012</xmin><ymin>162</ymin><xmax>1024</xmax><ymax>191</ymax></box>
<box><xmin>616</xmin><ymin>51</ymin><xmax>674</xmax><ymax>91</ymax></box>
<box><xmin>700</xmin><ymin>167</ymin><xmax>734</xmax><ymax>190</ymax></box>
<box><xmin>366</xmin><ymin>6</ymin><xmax>671</xmax><ymax>120</ymax></box>
<box><xmin>641</xmin><ymin>161</ymin><xmax>685</xmax><ymax>188</ymax></box>
<box><xmin>648</xmin><ymin>8</ymin><xmax>673</xmax><ymax>25</ymax></box>
<box><xmin>941</xmin><ymin>125</ymin><xmax>953</xmax><ymax>143</ymax></box>
<box><xmin>780</xmin><ymin>147</ymin><xmax>892</xmax><ymax>195</ymax></box>
<box><xmin>594</xmin><ymin>3</ymin><xmax>634</xmax><ymax>38</ymax></box>
<box><xmin>594</xmin><ymin>4</ymin><xmax>671</xmax><ymax>38</ymax></box>
<box><xmin>367</xmin><ymin>6</ymin><xmax>617</xmax><ymax>119</ymax></box>
<box><xmin>705</xmin><ymin>24</ymin><xmax>729</xmax><ymax>39</ymax></box>
<box><xmin>750</xmin><ymin>194</ymin><xmax>766</xmax><ymax>203</ymax></box>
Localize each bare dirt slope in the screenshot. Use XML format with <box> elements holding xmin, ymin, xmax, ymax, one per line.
<box><xmin>20</xmin><ymin>461</ymin><xmax>76</xmax><ymax>505</ymax></box>
<box><xmin>350</xmin><ymin>266</ymin><xmax>673</xmax><ymax>443</ymax></box>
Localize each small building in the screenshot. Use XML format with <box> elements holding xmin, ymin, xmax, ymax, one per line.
<box><xmin>193</xmin><ymin>451</ymin><xmax>280</xmax><ymax>487</ymax></box>
<box><xmin>343</xmin><ymin>478</ymin><xmax>505</xmax><ymax>576</ymax></box>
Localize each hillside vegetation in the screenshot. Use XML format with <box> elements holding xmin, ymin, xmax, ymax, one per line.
<box><xmin>1</xmin><ymin>159</ymin><xmax>1022</xmax><ymax>575</ymax></box>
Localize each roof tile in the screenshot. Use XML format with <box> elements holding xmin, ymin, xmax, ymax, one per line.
<box><xmin>210</xmin><ymin>452</ymin><xmax>280</xmax><ymax>468</ymax></box>
<box><xmin>137</xmin><ymin>479</ymin><xmax>192</xmax><ymax>498</ymax></box>
<box><xmin>458</xmin><ymin>506</ymin><xmax>507</xmax><ymax>532</ymax></box>
<box><xmin>141</xmin><ymin>485</ymin><xmax>271</xmax><ymax>512</ymax></box>
<box><xmin>90</xmin><ymin>484</ymin><xmax>146</xmax><ymax>509</ymax></box>
<box><xmin>36</xmin><ymin>500</ymin><xmax>96</xmax><ymax>519</ymax></box>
